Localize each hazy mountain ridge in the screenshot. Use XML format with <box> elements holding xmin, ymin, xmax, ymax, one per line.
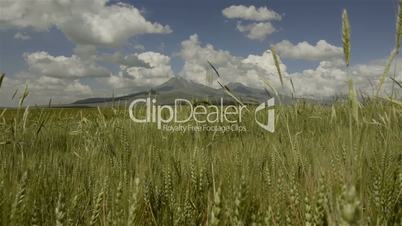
<box><xmin>72</xmin><ymin>77</ymin><xmax>294</xmax><ymax>106</ymax></box>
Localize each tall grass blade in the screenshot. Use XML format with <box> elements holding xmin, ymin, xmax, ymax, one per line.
<box><xmin>376</xmin><ymin>49</ymin><xmax>397</xmax><ymax>96</ymax></box>
<box><xmin>390</xmin><ymin>77</ymin><xmax>402</xmax><ymax>89</ymax></box>
<box><xmin>22</xmin><ymin>106</ymin><xmax>30</xmax><ymax>133</ymax></box>
<box><xmin>0</xmin><ymin>109</ymin><xmax>6</xmax><ymax>118</ymax></box>
<box><xmin>260</xmin><ymin>77</ymin><xmax>282</xmax><ymax>104</ymax></box>
<box><xmin>206</xmin><ymin>68</ymin><xmax>214</xmax><ymax>86</ymax></box>
<box><xmin>330</xmin><ymin>105</ymin><xmax>337</xmax><ymax>123</ymax></box>
<box><xmin>260</xmin><ymin>77</ymin><xmax>279</xmax><ymax>97</ymax></box>
<box><xmin>348</xmin><ymin>80</ymin><xmax>359</xmax><ymax>123</ymax></box>
<box><xmin>386</xmin><ymin>97</ymin><xmax>402</xmax><ymax>107</ymax></box>
<box><xmin>0</xmin><ymin>73</ymin><xmax>4</xmax><ymax>89</ymax></box>
<box><xmin>217</xmin><ymin>80</ymin><xmax>245</xmax><ymax>107</ymax></box>
<box><xmin>289</xmin><ymin>78</ymin><xmax>296</xmax><ymax>94</ymax></box>
<box><xmin>12</xmin><ymin>89</ymin><xmax>18</xmax><ymax>100</ymax></box>
<box><xmin>263</xmin><ymin>87</ymin><xmax>271</xmax><ymax>98</ymax></box>
<box><xmin>207</xmin><ymin>61</ymin><xmax>221</xmax><ymax>78</ymax></box>
<box><xmin>19</xmin><ymin>83</ymin><xmax>29</xmax><ymax>107</ymax></box>
<box><xmin>208</xmin><ymin>61</ymin><xmax>246</xmax><ymax>107</ymax></box>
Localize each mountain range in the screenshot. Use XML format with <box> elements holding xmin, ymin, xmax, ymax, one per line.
<box><xmin>70</xmin><ymin>77</ymin><xmax>295</xmax><ymax>107</ymax></box>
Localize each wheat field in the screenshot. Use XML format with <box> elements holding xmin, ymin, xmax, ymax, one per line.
<box><xmin>0</xmin><ymin>101</ymin><xmax>401</xmax><ymax>225</ymax></box>
<box><xmin>1</xmin><ymin>3</ymin><xmax>402</xmax><ymax>226</ymax></box>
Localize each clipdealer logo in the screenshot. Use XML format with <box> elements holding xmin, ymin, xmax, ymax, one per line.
<box><xmin>254</xmin><ymin>98</ymin><xmax>275</xmax><ymax>133</ymax></box>
<box><xmin>128</xmin><ymin>98</ymin><xmax>275</xmax><ymax>133</ymax></box>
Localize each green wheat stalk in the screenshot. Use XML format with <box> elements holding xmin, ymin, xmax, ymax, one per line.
<box><xmin>208</xmin><ymin>61</ymin><xmax>246</xmax><ymax>107</ymax></box>
<box><xmin>348</xmin><ymin>80</ymin><xmax>359</xmax><ymax>123</ymax></box>
<box><xmin>19</xmin><ymin>83</ymin><xmax>29</xmax><ymax>107</ymax></box>
<box><xmin>217</xmin><ymin>80</ymin><xmax>245</xmax><ymax>107</ymax></box>
<box><xmin>271</xmin><ymin>47</ymin><xmax>284</xmax><ymax>87</ymax></box>
<box><xmin>376</xmin><ymin>49</ymin><xmax>397</xmax><ymax>96</ymax></box>
<box><xmin>289</xmin><ymin>78</ymin><xmax>295</xmax><ymax>94</ymax></box>
<box><xmin>396</xmin><ymin>0</ymin><xmax>402</xmax><ymax>52</ymax></box>
<box><xmin>260</xmin><ymin>77</ymin><xmax>279</xmax><ymax>97</ymax></box>
<box><xmin>390</xmin><ymin>77</ymin><xmax>402</xmax><ymax>89</ymax></box>
<box><xmin>11</xmin><ymin>88</ymin><xmax>18</xmax><ymax>100</ymax></box>
<box><xmin>378</xmin><ymin>0</ymin><xmax>402</xmax><ymax>96</ymax></box>
<box><xmin>342</xmin><ymin>9</ymin><xmax>359</xmax><ymax>123</ymax></box>
<box><xmin>0</xmin><ymin>73</ymin><xmax>4</xmax><ymax>89</ymax></box>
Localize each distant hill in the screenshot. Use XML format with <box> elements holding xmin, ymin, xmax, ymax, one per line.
<box><xmin>71</xmin><ymin>77</ymin><xmax>295</xmax><ymax>107</ymax></box>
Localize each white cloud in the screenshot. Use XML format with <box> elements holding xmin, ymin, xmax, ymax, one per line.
<box><xmin>98</xmin><ymin>52</ymin><xmax>151</xmax><ymax>68</ymax></box>
<box><xmin>288</xmin><ymin>60</ymin><xmax>346</xmax><ymax>98</ymax></box>
<box><xmin>70</xmin><ymin>45</ymin><xmax>152</xmax><ymax>68</ymax></box>
<box><xmin>65</xmin><ymin>81</ymin><xmax>93</xmax><ymax>95</ymax></box>
<box><xmin>179</xmin><ymin>34</ymin><xmax>287</xmax><ymax>89</ymax></box>
<box><xmin>236</xmin><ymin>22</ymin><xmax>276</xmax><ymax>41</ymax></box>
<box><xmin>272</xmin><ymin>40</ymin><xmax>343</xmax><ymax>61</ymax></box>
<box><xmin>73</xmin><ymin>45</ymin><xmax>97</xmax><ymax>59</ymax></box>
<box><xmin>133</xmin><ymin>44</ymin><xmax>146</xmax><ymax>51</ymax></box>
<box><xmin>179</xmin><ymin>34</ymin><xmax>240</xmax><ymax>86</ymax></box>
<box><xmin>222</xmin><ymin>5</ymin><xmax>281</xmax><ymax>21</ymax></box>
<box><xmin>0</xmin><ymin>0</ymin><xmax>171</xmax><ymax>47</ymax></box>
<box><xmin>222</xmin><ymin>5</ymin><xmax>281</xmax><ymax>41</ymax></box>
<box><xmin>0</xmin><ymin>73</ymin><xmax>93</xmax><ymax>106</ymax></box>
<box><xmin>13</xmin><ymin>32</ymin><xmax>30</xmax><ymax>40</ymax></box>
<box><xmin>0</xmin><ymin>49</ymin><xmax>173</xmax><ymax>106</ymax></box>
<box><xmin>289</xmin><ymin>59</ymin><xmax>402</xmax><ymax>98</ymax></box>
<box><xmin>30</xmin><ymin>76</ymin><xmax>92</xmax><ymax>97</ymax></box>
<box><xmin>179</xmin><ymin>35</ymin><xmax>402</xmax><ymax>99</ymax></box>
<box><xmin>24</xmin><ymin>51</ymin><xmax>110</xmax><ymax>79</ymax></box>
<box><xmin>0</xmin><ymin>51</ymin><xmax>106</xmax><ymax>105</ymax></box>
<box><xmin>107</xmin><ymin>51</ymin><xmax>174</xmax><ymax>89</ymax></box>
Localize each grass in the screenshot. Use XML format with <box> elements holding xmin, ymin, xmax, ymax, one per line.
<box><xmin>0</xmin><ymin>4</ymin><xmax>402</xmax><ymax>226</ymax></box>
<box><xmin>0</xmin><ymin>102</ymin><xmax>401</xmax><ymax>225</ymax></box>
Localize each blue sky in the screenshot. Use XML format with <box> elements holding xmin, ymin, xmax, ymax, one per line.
<box><xmin>0</xmin><ymin>0</ymin><xmax>400</xmax><ymax>105</ymax></box>
<box><xmin>126</xmin><ymin>0</ymin><xmax>397</xmax><ymax>71</ymax></box>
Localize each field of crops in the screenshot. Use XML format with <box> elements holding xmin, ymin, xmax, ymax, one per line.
<box><xmin>0</xmin><ymin>101</ymin><xmax>401</xmax><ymax>226</ymax></box>
<box><xmin>1</xmin><ymin>2</ymin><xmax>402</xmax><ymax>225</ymax></box>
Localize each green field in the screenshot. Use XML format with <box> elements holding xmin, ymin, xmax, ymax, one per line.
<box><xmin>1</xmin><ymin>2</ymin><xmax>402</xmax><ymax>225</ymax></box>
<box><xmin>0</xmin><ymin>101</ymin><xmax>401</xmax><ymax>226</ymax></box>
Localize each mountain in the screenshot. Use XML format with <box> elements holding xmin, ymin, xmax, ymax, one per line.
<box><xmin>70</xmin><ymin>77</ymin><xmax>293</xmax><ymax>107</ymax></box>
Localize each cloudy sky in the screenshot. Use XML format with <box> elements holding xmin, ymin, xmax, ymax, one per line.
<box><xmin>0</xmin><ymin>0</ymin><xmax>401</xmax><ymax>106</ymax></box>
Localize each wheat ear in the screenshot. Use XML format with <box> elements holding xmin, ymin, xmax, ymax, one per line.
<box><xmin>342</xmin><ymin>9</ymin><xmax>351</xmax><ymax>67</ymax></box>
<box><xmin>271</xmin><ymin>47</ymin><xmax>284</xmax><ymax>87</ymax></box>
<box><xmin>396</xmin><ymin>0</ymin><xmax>402</xmax><ymax>52</ymax></box>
